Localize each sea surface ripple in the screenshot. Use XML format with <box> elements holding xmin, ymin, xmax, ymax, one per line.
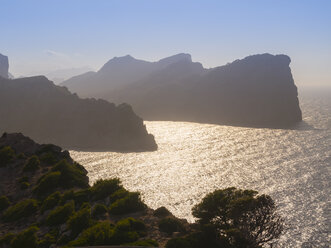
<box><xmin>70</xmin><ymin>91</ymin><xmax>330</xmax><ymax>247</ymax></box>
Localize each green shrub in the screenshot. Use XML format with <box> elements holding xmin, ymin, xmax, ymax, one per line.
<box><xmin>92</xmin><ymin>203</ymin><xmax>108</xmax><ymax>218</ymax></box>
<box><xmin>73</xmin><ymin>189</ymin><xmax>90</xmax><ymax>206</ymax></box>
<box><xmin>59</xmin><ymin>190</ymin><xmax>75</xmax><ymax>205</ymax></box>
<box><xmin>158</xmin><ymin>217</ymin><xmax>185</xmax><ymax>235</ymax></box>
<box><xmin>23</xmin><ymin>155</ymin><xmax>40</xmax><ymax>172</ymax></box>
<box><xmin>39</xmin><ymin>151</ymin><xmax>57</xmax><ymax>164</ymax></box>
<box><xmin>67</xmin><ymin>205</ymin><xmax>92</xmax><ymax>237</ymax></box>
<box><xmin>115</xmin><ymin>217</ymin><xmax>146</xmax><ymax>237</ymax></box>
<box><xmin>20</xmin><ymin>181</ymin><xmax>30</xmax><ymax>190</ymax></box>
<box><xmin>154</xmin><ymin>206</ymin><xmax>171</xmax><ymax>218</ymax></box>
<box><xmin>38</xmin><ymin>232</ymin><xmax>56</xmax><ymax>248</ymax></box>
<box><xmin>128</xmin><ymin>239</ymin><xmax>159</xmax><ymax>247</ymax></box>
<box><xmin>41</xmin><ymin>191</ymin><xmax>61</xmax><ymax>212</ymax></box>
<box><xmin>80</xmin><ymin>202</ymin><xmax>91</xmax><ymax>210</ymax></box>
<box><xmin>11</xmin><ymin>226</ymin><xmax>39</xmax><ymax>248</ymax></box>
<box><xmin>0</xmin><ymin>146</ymin><xmax>15</xmax><ymax>167</ymax></box>
<box><xmin>109</xmin><ymin>192</ymin><xmax>146</xmax><ymax>215</ymax></box>
<box><xmin>18</xmin><ymin>176</ymin><xmax>29</xmax><ymax>183</ymax></box>
<box><xmin>68</xmin><ymin>221</ymin><xmax>114</xmax><ymax>246</ymax></box>
<box><xmin>51</xmin><ymin>160</ymin><xmax>89</xmax><ymax>189</ymax></box>
<box><xmin>166</xmin><ymin>237</ymin><xmax>191</xmax><ymax>248</ymax></box>
<box><xmin>109</xmin><ymin>188</ymin><xmax>129</xmax><ymax>203</ymax></box>
<box><xmin>90</xmin><ymin>178</ymin><xmax>122</xmax><ymax>201</ymax></box>
<box><xmin>0</xmin><ymin>232</ymin><xmax>15</xmax><ymax>246</ymax></box>
<box><xmin>46</xmin><ymin>201</ymin><xmax>75</xmax><ymax>226</ymax></box>
<box><xmin>0</xmin><ymin>195</ymin><xmax>11</xmax><ymax>211</ymax></box>
<box><xmin>17</xmin><ymin>153</ymin><xmax>26</xmax><ymax>159</ymax></box>
<box><xmin>33</xmin><ymin>171</ymin><xmax>61</xmax><ymax>197</ymax></box>
<box><xmin>3</xmin><ymin>199</ymin><xmax>38</xmax><ymax>222</ymax></box>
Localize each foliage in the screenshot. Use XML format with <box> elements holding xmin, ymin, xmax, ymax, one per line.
<box><xmin>158</xmin><ymin>217</ymin><xmax>185</xmax><ymax>235</ymax></box>
<box><xmin>92</xmin><ymin>203</ymin><xmax>108</xmax><ymax>218</ymax></box>
<box><xmin>23</xmin><ymin>155</ymin><xmax>40</xmax><ymax>172</ymax></box>
<box><xmin>33</xmin><ymin>171</ymin><xmax>62</xmax><ymax>197</ymax></box>
<box><xmin>109</xmin><ymin>188</ymin><xmax>129</xmax><ymax>203</ymax></box>
<box><xmin>166</xmin><ymin>237</ymin><xmax>191</xmax><ymax>248</ymax></box>
<box><xmin>11</xmin><ymin>226</ymin><xmax>39</xmax><ymax>248</ymax></box>
<box><xmin>67</xmin><ymin>205</ymin><xmax>92</xmax><ymax>238</ymax></box>
<box><xmin>73</xmin><ymin>189</ymin><xmax>90</xmax><ymax>206</ymax></box>
<box><xmin>51</xmin><ymin>160</ymin><xmax>89</xmax><ymax>189</ymax></box>
<box><xmin>115</xmin><ymin>217</ymin><xmax>146</xmax><ymax>237</ymax></box>
<box><xmin>39</xmin><ymin>152</ymin><xmax>57</xmax><ymax>164</ymax></box>
<box><xmin>41</xmin><ymin>191</ymin><xmax>61</xmax><ymax>212</ymax></box>
<box><xmin>109</xmin><ymin>192</ymin><xmax>146</xmax><ymax>215</ymax></box>
<box><xmin>0</xmin><ymin>146</ymin><xmax>15</xmax><ymax>167</ymax></box>
<box><xmin>46</xmin><ymin>201</ymin><xmax>75</xmax><ymax>226</ymax></box>
<box><xmin>68</xmin><ymin>221</ymin><xmax>114</xmax><ymax>246</ymax></box>
<box><xmin>192</xmin><ymin>187</ymin><xmax>283</xmax><ymax>247</ymax></box>
<box><xmin>0</xmin><ymin>232</ymin><xmax>15</xmax><ymax>246</ymax></box>
<box><xmin>3</xmin><ymin>199</ymin><xmax>38</xmax><ymax>222</ymax></box>
<box><xmin>20</xmin><ymin>181</ymin><xmax>30</xmax><ymax>190</ymax></box>
<box><xmin>128</xmin><ymin>239</ymin><xmax>159</xmax><ymax>247</ymax></box>
<box><xmin>38</xmin><ymin>232</ymin><xmax>57</xmax><ymax>248</ymax></box>
<box><xmin>154</xmin><ymin>206</ymin><xmax>171</xmax><ymax>218</ymax></box>
<box><xmin>0</xmin><ymin>195</ymin><xmax>11</xmax><ymax>211</ymax></box>
<box><xmin>89</xmin><ymin>178</ymin><xmax>122</xmax><ymax>201</ymax></box>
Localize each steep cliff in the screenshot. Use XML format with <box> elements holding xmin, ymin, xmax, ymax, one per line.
<box><xmin>0</xmin><ymin>76</ymin><xmax>157</xmax><ymax>151</ymax></box>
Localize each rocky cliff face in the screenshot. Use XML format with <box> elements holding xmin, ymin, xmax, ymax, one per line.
<box><xmin>63</xmin><ymin>53</ymin><xmax>302</xmax><ymax>128</ymax></box>
<box><xmin>0</xmin><ymin>53</ymin><xmax>9</xmax><ymax>79</ymax></box>
<box><xmin>0</xmin><ymin>76</ymin><xmax>157</xmax><ymax>151</ymax></box>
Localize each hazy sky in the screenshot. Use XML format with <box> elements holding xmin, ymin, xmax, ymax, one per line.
<box><xmin>1</xmin><ymin>0</ymin><xmax>330</xmax><ymax>87</ymax></box>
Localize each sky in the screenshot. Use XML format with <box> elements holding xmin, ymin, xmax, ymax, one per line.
<box><xmin>1</xmin><ymin>0</ymin><xmax>330</xmax><ymax>87</ymax></box>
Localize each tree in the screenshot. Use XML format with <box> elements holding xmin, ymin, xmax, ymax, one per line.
<box><xmin>192</xmin><ymin>187</ymin><xmax>283</xmax><ymax>247</ymax></box>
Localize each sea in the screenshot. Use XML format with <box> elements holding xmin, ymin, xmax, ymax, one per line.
<box><xmin>70</xmin><ymin>88</ymin><xmax>330</xmax><ymax>247</ymax></box>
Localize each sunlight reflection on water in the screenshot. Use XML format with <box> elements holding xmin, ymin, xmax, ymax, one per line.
<box><xmin>70</xmin><ymin>95</ymin><xmax>330</xmax><ymax>247</ymax></box>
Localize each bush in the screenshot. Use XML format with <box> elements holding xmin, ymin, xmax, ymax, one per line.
<box><xmin>0</xmin><ymin>232</ymin><xmax>15</xmax><ymax>246</ymax></box>
<box><xmin>115</xmin><ymin>217</ymin><xmax>146</xmax><ymax>236</ymax></box>
<box><xmin>166</xmin><ymin>237</ymin><xmax>191</xmax><ymax>248</ymax></box>
<box><xmin>3</xmin><ymin>199</ymin><xmax>38</xmax><ymax>222</ymax></box>
<box><xmin>73</xmin><ymin>189</ymin><xmax>90</xmax><ymax>206</ymax></box>
<box><xmin>68</xmin><ymin>221</ymin><xmax>114</xmax><ymax>246</ymax></box>
<box><xmin>38</xmin><ymin>232</ymin><xmax>57</xmax><ymax>248</ymax></box>
<box><xmin>59</xmin><ymin>190</ymin><xmax>75</xmax><ymax>205</ymax></box>
<box><xmin>41</xmin><ymin>191</ymin><xmax>61</xmax><ymax>212</ymax></box>
<box><xmin>51</xmin><ymin>160</ymin><xmax>89</xmax><ymax>189</ymax></box>
<box><xmin>158</xmin><ymin>217</ymin><xmax>185</xmax><ymax>235</ymax></box>
<box><xmin>23</xmin><ymin>155</ymin><xmax>40</xmax><ymax>172</ymax></box>
<box><xmin>18</xmin><ymin>176</ymin><xmax>29</xmax><ymax>183</ymax></box>
<box><xmin>0</xmin><ymin>146</ymin><xmax>15</xmax><ymax>167</ymax></box>
<box><xmin>109</xmin><ymin>192</ymin><xmax>146</xmax><ymax>215</ymax></box>
<box><xmin>92</xmin><ymin>203</ymin><xmax>108</xmax><ymax>218</ymax></box>
<box><xmin>67</xmin><ymin>205</ymin><xmax>92</xmax><ymax>237</ymax></box>
<box><xmin>0</xmin><ymin>195</ymin><xmax>11</xmax><ymax>211</ymax></box>
<box><xmin>11</xmin><ymin>226</ymin><xmax>39</xmax><ymax>248</ymax></box>
<box><xmin>154</xmin><ymin>206</ymin><xmax>171</xmax><ymax>218</ymax></box>
<box><xmin>20</xmin><ymin>181</ymin><xmax>30</xmax><ymax>190</ymax></box>
<box><xmin>128</xmin><ymin>239</ymin><xmax>159</xmax><ymax>247</ymax></box>
<box><xmin>46</xmin><ymin>201</ymin><xmax>75</xmax><ymax>226</ymax></box>
<box><xmin>39</xmin><ymin>152</ymin><xmax>57</xmax><ymax>164</ymax></box>
<box><xmin>109</xmin><ymin>188</ymin><xmax>129</xmax><ymax>203</ymax></box>
<box><xmin>33</xmin><ymin>171</ymin><xmax>61</xmax><ymax>197</ymax></box>
<box><xmin>192</xmin><ymin>187</ymin><xmax>284</xmax><ymax>247</ymax></box>
<box><xmin>90</xmin><ymin>178</ymin><xmax>122</xmax><ymax>201</ymax></box>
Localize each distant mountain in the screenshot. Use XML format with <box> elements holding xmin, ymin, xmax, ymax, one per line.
<box><xmin>0</xmin><ymin>76</ymin><xmax>157</xmax><ymax>151</ymax></box>
<box><xmin>44</xmin><ymin>67</ymin><xmax>92</xmax><ymax>84</ymax></box>
<box><xmin>62</xmin><ymin>53</ymin><xmax>205</xmax><ymax>98</ymax></box>
<box><xmin>0</xmin><ymin>53</ymin><xmax>9</xmax><ymax>78</ymax></box>
<box><xmin>62</xmin><ymin>53</ymin><xmax>302</xmax><ymax>128</ymax></box>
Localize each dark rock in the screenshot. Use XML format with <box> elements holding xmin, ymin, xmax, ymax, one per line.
<box><xmin>0</xmin><ymin>76</ymin><xmax>157</xmax><ymax>151</ymax></box>
<box><xmin>0</xmin><ymin>53</ymin><xmax>9</xmax><ymax>79</ymax></box>
<box><xmin>63</xmin><ymin>53</ymin><xmax>302</xmax><ymax>128</ymax></box>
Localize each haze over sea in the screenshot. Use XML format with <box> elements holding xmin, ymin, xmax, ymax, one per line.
<box><xmin>70</xmin><ymin>89</ymin><xmax>330</xmax><ymax>247</ymax></box>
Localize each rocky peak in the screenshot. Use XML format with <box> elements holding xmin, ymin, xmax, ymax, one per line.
<box><xmin>0</xmin><ymin>53</ymin><xmax>9</xmax><ymax>79</ymax></box>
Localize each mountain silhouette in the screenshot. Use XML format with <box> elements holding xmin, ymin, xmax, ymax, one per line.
<box><xmin>0</xmin><ymin>53</ymin><xmax>9</xmax><ymax>78</ymax></box>
<box><xmin>0</xmin><ymin>75</ymin><xmax>157</xmax><ymax>151</ymax></box>
<box><xmin>62</xmin><ymin>53</ymin><xmax>302</xmax><ymax>127</ymax></box>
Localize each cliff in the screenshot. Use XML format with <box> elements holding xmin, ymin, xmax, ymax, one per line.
<box><xmin>0</xmin><ymin>76</ymin><xmax>157</xmax><ymax>151</ymax></box>
<box><xmin>0</xmin><ymin>54</ymin><xmax>9</xmax><ymax>79</ymax></box>
<box><xmin>63</xmin><ymin>53</ymin><xmax>302</xmax><ymax>128</ymax></box>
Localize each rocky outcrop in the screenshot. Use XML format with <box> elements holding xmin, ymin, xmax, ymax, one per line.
<box><xmin>0</xmin><ymin>53</ymin><xmax>9</xmax><ymax>79</ymax></box>
<box><xmin>0</xmin><ymin>76</ymin><xmax>157</xmax><ymax>151</ymax></box>
<box><xmin>63</xmin><ymin>53</ymin><xmax>302</xmax><ymax>128</ymax></box>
